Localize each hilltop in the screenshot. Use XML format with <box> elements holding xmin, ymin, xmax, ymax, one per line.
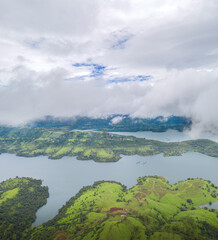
<box><xmin>1</xmin><ymin>176</ymin><xmax>217</xmax><ymax>240</ymax></box>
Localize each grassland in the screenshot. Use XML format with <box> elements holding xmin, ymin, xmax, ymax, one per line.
<box><xmin>1</xmin><ymin>127</ymin><xmax>218</xmax><ymax>162</ymax></box>
<box><xmin>0</xmin><ymin>176</ymin><xmax>218</xmax><ymax>239</ymax></box>
<box><xmin>22</xmin><ymin>176</ymin><xmax>218</xmax><ymax>240</ymax></box>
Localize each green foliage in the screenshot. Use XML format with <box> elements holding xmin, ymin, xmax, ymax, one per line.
<box><xmin>0</xmin><ymin>177</ymin><xmax>49</xmax><ymax>240</ymax></box>
<box><xmin>1</xmin><ymin>127</ymin><xmax>218</xmax><ymax>162</ymax></box>
<box><xmin>21</xmin><ymin>177</ymin><xmax>218</xmax><ymax>240</ymax></box>
<box><xmin>31</xmin><ymin>115</ymin><xmax>192</xmax><ymax>132</ymax></box>
<box><xmin>0</xmin><ymin>176</ymin><xmax>217</xmax><ymax>239</ymax></box>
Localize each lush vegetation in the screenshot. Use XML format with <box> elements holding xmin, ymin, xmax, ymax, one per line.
<box><xmin>30</xmin><ymin>115</ymin><xmax>192</xmax><ymax>132</ymax></box>
<box><xmin>0</xmin><ymin>177</ymin><xmax>217</xmax><ymax>239</ymax></box>
<box><xmin>0</xmin><ymin>126</ymin><xmax>218</xmax><ymax>162</ymax></box>
<box><xmin>0</xmin><ymin>177</ymin><xmax>49</xmax><ymax>240</ymax></box>
<box><xmin>1</xmin><ymin>121</ymin><xmax>217</xmax><ymax>239</ymax></box>
<box><xmin>21</xmin><ymin>177</ymin><xmax>218</xmax><ymax>240</ymax></box>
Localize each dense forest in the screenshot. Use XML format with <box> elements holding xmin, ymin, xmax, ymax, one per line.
<box><xmin>0</xmin><ymin>126</ymin><xmax>218</xmax><ymax>162</ymax></box>
<box><xmin>0</xmin><ymin>177</ymin><xmax>49</xmax><ymax>240</ymax></box>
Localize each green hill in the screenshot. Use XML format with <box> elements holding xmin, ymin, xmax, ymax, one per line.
<box><xmin>1</xmin><ymin>127</ymin><xmax>218</xmax><ymax>162</ymax></box>
<box><xmin>1</xmin><ymin>177</ymin><xmax>217</xmax><ymax>240</ymax></box>
<box><xmin>24</xmin><ymin>177</ymin><xmax>218</xmax><ymax>240</ymax></box>
<box><xmin>0</xmin><ymin>177</ymin><xmax>48</xmax><ymax>240</ymax></box>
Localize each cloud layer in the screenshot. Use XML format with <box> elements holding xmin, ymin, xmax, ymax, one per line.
<box><xmin>0</xmin><ymin>0</ymin><xmax>218</xmax><ymax>134</ymax></box>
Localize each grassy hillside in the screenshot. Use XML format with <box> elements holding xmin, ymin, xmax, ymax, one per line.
<box><xmin>0</xmin><ymin>127</ymin><xmax>218</xmax><ymax>161</ymax></box>
<box><xmin>22</xmin><ymin>177</ymin><xmax>218</xmax><ymax>240</ymax></box>
<box><xmin>0</xmin><ymin>177</ymin><xmax>49</xmax><ymax>240</ymax></box>
<box><xmin>0</xmin><ymin>177</ymin><xmax>217</xmax><ymax>240</ymax></box>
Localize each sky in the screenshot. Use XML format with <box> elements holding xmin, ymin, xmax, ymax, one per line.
<box><xmin>0</xmin><ymin>0</ymin><xmax>218</xmax><ymax>134</ymax></box>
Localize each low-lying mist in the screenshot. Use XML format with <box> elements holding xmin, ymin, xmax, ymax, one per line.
<box><xmin>0</xmin><ymin>67</ymin><xmax>218</xmax><ymax>137</ymax></box>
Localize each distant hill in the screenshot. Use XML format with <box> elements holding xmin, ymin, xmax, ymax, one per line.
<box><xmin>29</xmin><ymin>115</ymin><xmax>192</xmax><ymax>132</ymax></box>
<box><xmin>1</xmin><ymin>127</ymin><xmax>218</xmax><ymax>162</ymax></box>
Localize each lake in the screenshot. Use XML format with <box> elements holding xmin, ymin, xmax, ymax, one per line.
<box><xmin>111</xmin><ymin>129</ymin><xmax>218</xmax><ymax>142</ymax></box>
<box><xmin>74</xmin><ymin>129</ymin><xmax>218</xmax><ymax>142</ymax></box>
<box><xmin>0</xmin><ymin>130</ymin><xmax>218</xmax><ymax>226</ymax></box>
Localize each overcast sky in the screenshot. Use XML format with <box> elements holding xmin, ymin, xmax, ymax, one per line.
<box><xmin>0</xmin><ymin>0</ymin><xmax>218</xmax><ymax>134</ymax></box>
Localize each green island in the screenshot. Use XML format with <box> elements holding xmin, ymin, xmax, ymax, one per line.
<box><xmin>0</xmin><ymin>177</ymin><xmax>48</xmax><ymax>240</ymax></box>
<box><xmin>0</xmin><ymin>127</ymin><xmax>218</xmax><ymax>162</ymax></box>
<box><xmin>1</xmin><ymin>177</ymin><xmax>218</xmax><ymax>240</ymax></box>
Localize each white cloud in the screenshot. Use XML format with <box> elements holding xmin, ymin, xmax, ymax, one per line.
<box><xmin>0</xmin><ymin>0</ymin><xmax>218</xmax><ymax>134</ymax></box>
<box><xmin>111</xmin><ymin>116</ymin><xmax>124</xmax><ymax>125</ymax></box>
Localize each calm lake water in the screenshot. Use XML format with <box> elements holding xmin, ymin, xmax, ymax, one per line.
<box><xmin>0</xmin><ymin>130</ymin><xmax>217</xmax><ymax>226</ymax></box>
<box><xmin>111</xmin><ymin>129</ymin><xmax>218</xmax><ymax>142</ymax></box>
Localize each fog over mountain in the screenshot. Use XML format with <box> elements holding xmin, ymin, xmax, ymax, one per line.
<box><xmin>0</xmin><ymin>0</ymin><xmax>218</xmax><ymax>135</ymax></box>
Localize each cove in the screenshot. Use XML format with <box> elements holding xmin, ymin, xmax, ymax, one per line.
<box><xmin>0</xmin><ymin>151</ymin><xmax>218</xmax><ymax>226</ymax></box>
